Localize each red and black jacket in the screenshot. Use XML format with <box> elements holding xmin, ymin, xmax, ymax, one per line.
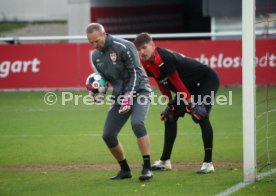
<box><xmin>140</xmin><ymin>47</ymin><xmax>211</xmax><ymax>101</ymax></box>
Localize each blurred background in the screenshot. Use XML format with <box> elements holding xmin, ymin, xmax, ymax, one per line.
<box><xmin>0</xmin><ymin>0</ymin><xmax>275</xmax><ymax>39</ymax></box>
<box><xmin>0</xmin><ymin>0</ymin><xmax>276</xmax><ymax>89</ymax></box>
<box><xmin>0</xmin><ymin>1</ymin><xmax>275</xmax><ymax>194</ymax></box>
<box><xmin>0</xmin><ymin>0</ymin><xmax>275</xmax><ymax>89</ymax></box>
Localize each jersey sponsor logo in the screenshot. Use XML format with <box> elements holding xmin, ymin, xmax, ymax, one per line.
<box><xmin>159</xmin><ymin>77</ymin><xmax>168</xmax><ymax>85</ymax></box>
<box><xmin>110</xmin><ymin>52</ymin><xmax>117</xmax><ymax>64</ymax></box>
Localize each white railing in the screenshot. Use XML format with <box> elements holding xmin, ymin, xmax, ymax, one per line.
<box><xmin>0</xmin><ymin>31</ymin><xmax>273</xmax><ymax>43</ymax></box>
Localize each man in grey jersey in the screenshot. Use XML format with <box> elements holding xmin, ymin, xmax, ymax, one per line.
<box><xmin>86</xmin><ymin>23</ymin><xmax>153</xmax><ymax>181</ymax></box>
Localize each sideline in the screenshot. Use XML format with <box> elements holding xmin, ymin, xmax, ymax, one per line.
<box><xmin>216</xmin><ymin>168</ymin><xmax>276</xmax><ymax>196</ymax></box>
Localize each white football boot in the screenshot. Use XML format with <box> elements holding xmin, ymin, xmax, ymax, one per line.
<box><xmin>197</xmin><ymin>162</ymin><xmax>215</xmax><ymax>174</ymax></box>
<box><xmin>152</xmin><ymin>160</ymin><xmax>172</xmax><ymax>171</ymax></box>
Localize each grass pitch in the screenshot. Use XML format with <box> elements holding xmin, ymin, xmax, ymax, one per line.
<box><xmin>0</xmin><ymin>87</ymin><xmax>275</xmax><ymax>195</ymax></box>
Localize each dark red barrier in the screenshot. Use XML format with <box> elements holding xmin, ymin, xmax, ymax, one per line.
<box><xmin>0</xmin><ymin>40</ymin><xmax>275</xmax><ymax>89</ymax></box>
<box><xmin>91</xmin><ymin>5</ymin><xmax>185</xmax><ymax>34</ymax></box>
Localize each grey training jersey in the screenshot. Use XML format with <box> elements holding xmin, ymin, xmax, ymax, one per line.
<box><xmin>92</xmin><ymin>34</ymin><xmax>151</xmax><ymax>98</ymax></box>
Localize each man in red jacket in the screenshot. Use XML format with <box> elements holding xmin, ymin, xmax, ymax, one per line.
<box><xmin>134</xmin><ymin>33</ymin><xmax>220</xmax><ymax>174</ymax></box>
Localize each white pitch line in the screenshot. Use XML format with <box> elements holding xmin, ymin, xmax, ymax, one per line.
<box><xmin>216</xmin><ymin>168</ymin><xmax>276</xmax><ymax>196</ymax></box>
<box><xmin>216</xmin><ymin>182</ymin><xmax>250</xmax><ymax>196</ymax></box>
<box><xmin>257</xmin><ymin>168</ymin><xmax>276</xmax><ymax>180</ymax></box>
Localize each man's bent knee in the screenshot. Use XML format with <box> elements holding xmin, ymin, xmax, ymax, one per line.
<box><xmin>132</xmin><ymin>121</ymin><xmax>147</xmax><ymax>138</ymax></box>
<box><xmin>102</xmin><ymin>134</ymin><xmax>119</xmax><ymax>148</ymax></box>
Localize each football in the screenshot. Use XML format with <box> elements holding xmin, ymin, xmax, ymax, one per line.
<box><xmin>86</xmin><ymin>72</ymin><xmax>108</xmax><ymax>94</ymax></box>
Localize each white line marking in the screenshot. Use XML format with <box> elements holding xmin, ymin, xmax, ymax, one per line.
<box><xmin>216</xmin><ymin>182</ymin><xmax>250</xmax><ymax>196</ymax></box>
<box><xmin>216</xmin><ymin>168</ymin><xmax>276</xmax><ymax>196</ymax></box>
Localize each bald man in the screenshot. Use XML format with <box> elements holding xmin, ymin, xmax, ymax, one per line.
<box><xmin>86</xmin><ymin>23</ymin><xmax>153</xmax><ymax>181</ymax></box>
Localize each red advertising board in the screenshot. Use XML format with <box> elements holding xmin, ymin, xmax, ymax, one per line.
<box><xmin>0</xmin><ymin>40</ymin><xmax>275</xmax><ymax>90</ymax></box>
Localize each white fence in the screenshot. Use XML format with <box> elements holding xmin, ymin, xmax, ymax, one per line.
<box><xmin>0</xmin><ymin>31</ymin><xmax>273</xmax><ymax>44</ymax></box>
<box><xmin>0</xmin><ymin>0</ymin><xmax>69</xmax><ymax>21</ymax></box>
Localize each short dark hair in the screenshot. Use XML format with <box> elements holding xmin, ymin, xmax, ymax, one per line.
<box><xmin>133</xmin><ymin>32</ymin><xmax>152</xmax><ymax>48</ymax></box>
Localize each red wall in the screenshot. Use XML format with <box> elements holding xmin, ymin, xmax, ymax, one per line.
<box><xmin>0</xmin><ymin>40</ymin><xmax>275</xmax><ymax>89</ymax></box>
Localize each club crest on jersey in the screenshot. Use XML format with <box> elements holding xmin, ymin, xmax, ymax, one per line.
<box><xmin>110</xmin><ymin>52</ymin><xmax>117</xmax><ymax>64</ymax></box>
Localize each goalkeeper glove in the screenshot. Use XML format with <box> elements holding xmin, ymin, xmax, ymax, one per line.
<box><xmin>119</xmin><ymin>92</ymin><xmax>132</xmax><ymax>114</ymax></box>
<box><xmin>186</xmin><ymin>103</ymin><xmax>207</xmax><ymax>121</ymax></box>
<box><xmin>160</xmin><ymin>104</ymin><xmax>175</xmax><ymax>122</ymax></box>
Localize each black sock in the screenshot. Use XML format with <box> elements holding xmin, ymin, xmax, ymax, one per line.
<box><xmin>118</xmin><ymin>159</ymin><xmax>130</xmax><ymax>171</ymax></box>
<box><xmin>160</xmin><ymin>121</ymin><xmax>177</xmax><ymax>161</ymax></box>
<box><xmin>142</xmin><ymin>155</ymin><xmax>151</xmax><ymax>169</ymax></box>
<box><xmin>204</xmin><ymin>148</ymin><xmax>212</xmax><ymax>162</ymax></box>
<box><xmin>199</xmin><ymin>118</ymin><xmax>213</xmax><ymax>163</ymax></box>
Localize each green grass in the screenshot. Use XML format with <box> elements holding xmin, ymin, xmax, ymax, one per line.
<box><xmin>0</xmin><ymin>22</ymin><xmax>27</xmax><ymax>33</ymax></box>
<box><xmin>0</xmin><ymin>87</ymin><xmax>275</xmax><ymax>195</ymax></box>
<box><xmin>233</xmin><ymin>173</ymin><xmax>276</xmax><ymax>196</ymax></box>
<box><xmin>0</xmin><ymin>169</ymin><xmax>243</xmax><ymax>196</ymax></box>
